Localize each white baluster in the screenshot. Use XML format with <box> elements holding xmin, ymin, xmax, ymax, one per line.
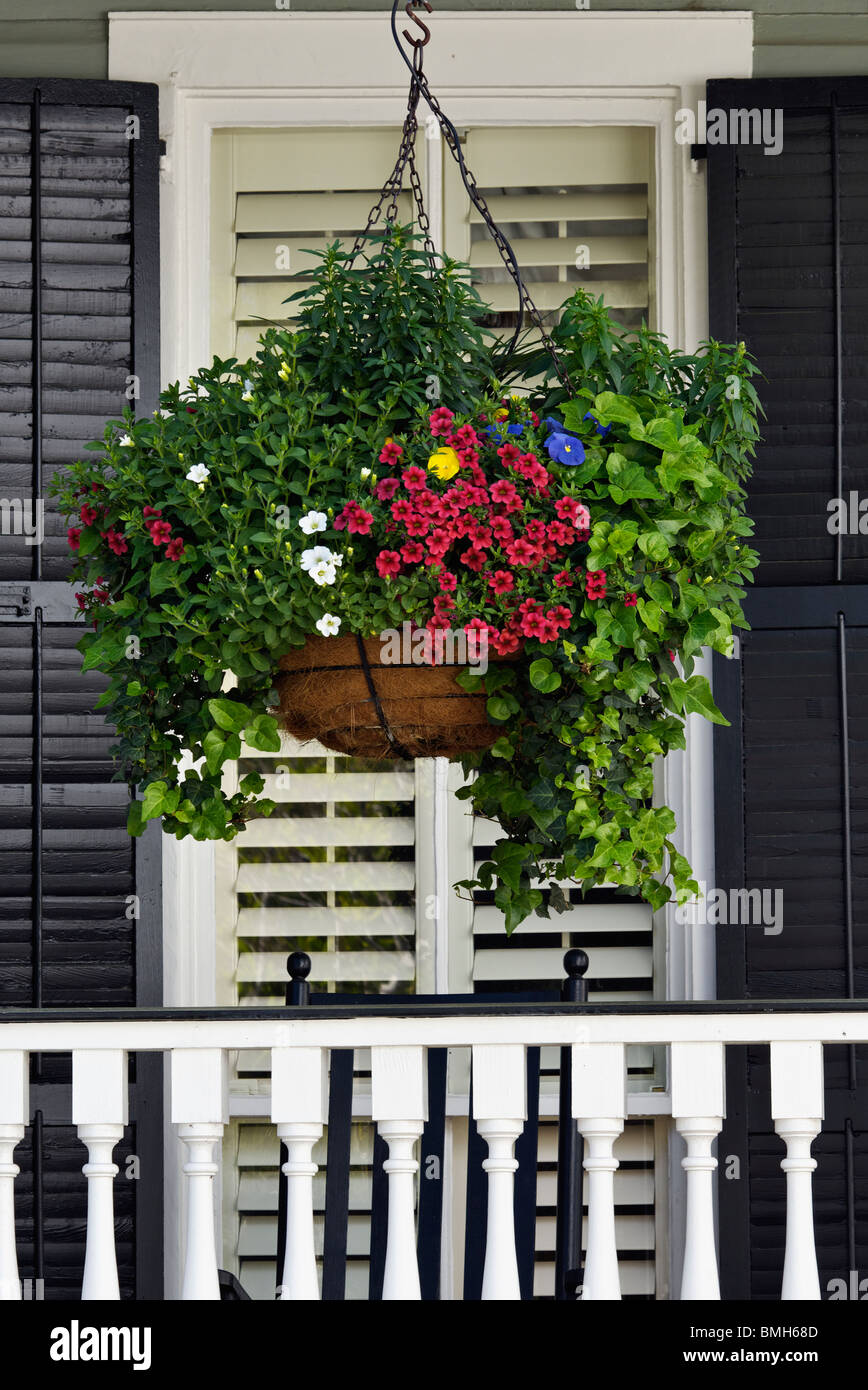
<box><xmin>371</xmin><ymin>1046</ymin><xmax>427</xmax><ymax>1301</ymax></box>
<box><xmin>272</xmin><ymin>1046</ymin><xmax>327</xmax><ymax>1300</ymax></box>
<box><xmin>572</xmin><ymin>1041</ymin><xmax>625</xmax><ymax>1300</ymax></box>
<box><xmin>472</xmin><ymin>1043</ymin><xmax>526</xmax><ymax>1301</ymax></box>
<box><xmin>0</xmin><ymin>1052</ymin><xmax>27</xmax><ymax>1301</ymax></box>
<box><xmin>72</xmin><ymin>1049</ymin><xmax>127</xmax><ymax>1300</ymax></box>
<box><xmin>671</xmin><ymin>1042</ymin><xmax>725</xmax><ymax>1300</ymax></box>
<box><xmin>771</xmin><ymin>1040</ymin><xmax>823</xmax><ymax>1301</ymax></box>
<box><xmin>171</xmin><ymin>1048</ymin><xmax>228</xmax><ymax>1301</ymax></box>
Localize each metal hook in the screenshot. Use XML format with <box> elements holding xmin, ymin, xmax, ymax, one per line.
<box><xmin>402</xmin><ymin>0</ymin><xmax>432</xmax><ymax>50</ymax></box>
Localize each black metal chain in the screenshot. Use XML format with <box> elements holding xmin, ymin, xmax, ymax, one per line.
<box><xmin>350</xmin><ymin>51</ymin><xmax>436</xmax><ymax>264</ymax></box>
<box><xmin>345</xmin><ymin>2</ymin><xmax>578</xmax><ymax>396</ymax></box>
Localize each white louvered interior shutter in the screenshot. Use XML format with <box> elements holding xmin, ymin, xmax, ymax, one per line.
<box><xmin>211</xmin><ymin>127</ymin><xmax>424</xmax><ymax>361</ymax></box>
<box><xmin>442</xmin><ymin>124</ymin><xmax>653</xmax><ymax>338</ymax></box>
<box><xmin>211</xmin><ymin>121</ymin><xmax>659</xmax><ymax>1299</ymax></box>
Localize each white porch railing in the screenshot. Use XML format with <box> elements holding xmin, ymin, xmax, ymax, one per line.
<box><xmin>0</xmin><ymin>1002</ymin><xmax>860</xmax><ymax>1301</ymax></box>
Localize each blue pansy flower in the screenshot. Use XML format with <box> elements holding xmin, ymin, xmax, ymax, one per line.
<box><xmin>545</xmin><ymin>431</ymin><xmax>585</xmax><ymax>466</ymax></box>
<box><xmin>485</xmin><ymin>422</ymin><xmax>525</xmax><ymax>443</ymax></box>
<box><xmin>544</xmin><ymin>415</ymin><xmax>565</xmax><ymax>433</ymax></box>
<box><xmin>584</xmin><ymin>410</ymin><xmax>612</xmax><ymax>439</ymax></box>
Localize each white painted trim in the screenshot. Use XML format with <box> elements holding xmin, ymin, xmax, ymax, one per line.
<box><xmin>0</xmin><ymin>1011</ymin><xmax>860</xmax><ymax>1050</ymax></box>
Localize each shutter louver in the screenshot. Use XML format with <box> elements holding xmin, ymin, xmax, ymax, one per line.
<box><xmin>217</xmin><ymin>735</ymin><xmax>419</xmax><ymax>1012</ymax></box>
<box><xmin>212</xmin><ymin>128</ymin><xmax>424</xmax><ymax>362</ymax></box>
<box><xmin>443</xmin><ymin>125</ymin><xmax>651</xmax><ymax>337</ymax></box>
<box><xmin>709</xmin><ymin>75</ymin><xmax>868</xmax><ymax>1300</ymax></box>
<box><xmin>0</xmin><ymin>77</ymin><xmax>162</xmax><ymax>1300</ymax></box>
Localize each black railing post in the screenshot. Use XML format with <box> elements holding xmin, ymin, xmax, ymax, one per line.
<box><xmin>286</xmin><ymin>950</ymin><xmax>311</xmax><ymax>1007</ymax></box>
<box><xmin>276</xmin><ymin>951</ymin><xmax>312</xmax><ymax>1294</ymax></box>
<box><xmin>555</xmin><ymin>948</ymin><xmax>588</xmax><ymax>1300</ymax></box>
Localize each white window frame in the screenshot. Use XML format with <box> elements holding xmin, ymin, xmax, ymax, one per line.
<box><xmin>110</xmin><ymin>9</ymin><xmax>752</xmax><ymax>1296</ymax></box>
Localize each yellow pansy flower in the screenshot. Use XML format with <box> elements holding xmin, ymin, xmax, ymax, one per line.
<box><xmin>427</xmin><ymin>446</ymin><xmax>461</xmax><ymax>481</ymax></box>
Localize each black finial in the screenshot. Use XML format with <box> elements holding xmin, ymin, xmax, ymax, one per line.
<box><xmin>286</xmin><ymin>951</ymin><xmax>311</xmax><ymax>1006</ymax></box>
<box><xmin>288</xmin><ymin>951</ymin><xmax>311</xmax><ymax>980</ymax></box>
<box><xmin>562</xmin><ymin>948</ymin><xmax>589</xmax><ymax>1003</ymax></box>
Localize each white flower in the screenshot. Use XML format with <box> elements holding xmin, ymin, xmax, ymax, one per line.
<box><xmin>315</xmin><ymin>613</ymin><xmax>341</xmax><ymax>637</ymax></box>
<box><xmin>299</xmin><ymin>511</ymin><xmax>327</xmax><ymax>535</ymax></box>
<box><xmin>360</xmin><ymin>468</ymin><xmax>371</xmax><ymax>480</ymax></box>
<box><xmin>310</xmin><ymin>561</ymin><xmax>337</xmax><ymax>587</ymax></box>
<box><xmin>300</xmin><ymin>545</ymin><xmax>334</xmax><ymax>573</ymax></box>
<box><xmin>185</xmin><ymin>463</ymin><xmax>210</xmax><ymax>485</ymax></box>
<box><xmin>119</xmin><ymin>433</ymin><xmax>134</xmax><ymax>447</ymax></box>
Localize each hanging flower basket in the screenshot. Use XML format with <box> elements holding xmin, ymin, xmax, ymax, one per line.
<box><xmin>51</xmin><ymin>0</ymin><xmax>762</xmax><ymax>933</ymax></box>
<box><xmin>276</xmin><ymin>633</ymin><xmax>511</xmax><ymax>760</ymax></box>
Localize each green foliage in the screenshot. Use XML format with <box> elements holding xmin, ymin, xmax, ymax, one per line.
<box><xmin>53</xmin><ymin>251</ymin><xmax>760</xmax><ymax>932</ymax></box>
<box><xmin>453</xmin><ymin>291</ymin><xmax>761</xmax><ymax>931</ymax></box>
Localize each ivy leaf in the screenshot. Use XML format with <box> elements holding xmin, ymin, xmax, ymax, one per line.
<box><xmin>668</xmin><ymin>674</ymin><xmax>730</xmax><ymax>725</ymax></box>
<box><xmin>529</xmin><ymin>658</ymin><xmax>562</xmax><ymax>693</ymax></box>
<box><xmin>208</xmin><ymin>696</ymin><xmax>252</xmax><ymax>733</ymax></box>
<box><xmin>490</xmin><ymin>840</ymin><xmax>531</xmax><ymax>894</ymax></box>
<box><xmin>244</xmin><ymin>714</ymin><xmax>282</xmax><ymax>752</ymax></box>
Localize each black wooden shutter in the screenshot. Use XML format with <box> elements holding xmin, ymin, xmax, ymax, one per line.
<box><xmin>708</xmin><ymin>77</ymin><xmax>868</xmax><ymax>1299</ymax></box>
<box><xmin>0</xmin><ymin>79</ymin><xmax>162</xmax><ymax>1299</ymax></box>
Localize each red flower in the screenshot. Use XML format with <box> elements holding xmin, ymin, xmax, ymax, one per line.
<box><xmin>547</xmin><ymin>605</ymin><xmax>573</xmax><ymax>631</ymax></box>
<box><xmin>401</xmin><ymin>466</ymin><xmax>428</xmax><ymax>492</ymax></box>
<box><xmin>490</xmin><ymin>516</ymin><xmax>515</xmax><ymax>545</ymax></box>
<box><xmin>488</xmin><ymin>570</ymin><xmax>515</xmax><ymax>595</ymax></box>
<box><xmin>586</xmin><ymin>569</ymin><xmax>607</xmax><ymax>600</ymax></box>
<box><xmin>554</xmin><ymin>570</ymin><xmax>573</xmax><ymax>588</ymax></box>
<box><xmin>452</xmin><ymin>424</ymin><xmax>480</xmax><ymax>449</ymax></box>
<box><xmin>347</xmin><ymin>508</ymin><xmax>373</xmax><ymax>535</ymax></box>
<box><xmin>429</xmin><ymin>406</ymin><xmax>455</xmax><ymax>437</ymax></box>
<box><xmin>497</xmin><ymin>443</ymin><xmax>522</xmax><ymax>466</ymax></box>
<box><xmin>466</xmin><ymin>523</ymin><xmax>491</xmax><ymax>549</ymax></box>
<box><xmin>439</xmin><ymin>569</ymin><xmax>458</xmax><ymax>592</ymax></box>
<box><xmin>492</xmin><ymin>628</ymin><xmax>521</xmax><ymax>656</ymax></box>
<box><xmin>433</xmin><ymin>593</ymin><xmax>455</xmax><ymax>615</ymax></box>
<box><xmin>624</xmin><ymin>592</ymin><xmax>638</xmax><ymax>607</ymax></box>
<box><xmin>75</xmin><ymin>592</ymin><xmax>87</xmax><ymax>610</ymax></box>
<box><xmin>67</xmin><ymin>527</ymin><xmax>81</xmax><ymax>550</ymax></box>
<box><xmin>379</xmin><ymin>439</ymin><xmax>404</xmax><ymax>466</ymax></box>
<box><xmin>147</xmin><ymin>520</ymin><xmax>172</xmax><ymax>546</ymax></box>
<box><xmin>400</xmin><ymin>541</ymin><xmax>424</xmax><ymax>564</ymax></box>
<box><xmin>427</xmin><ymin>528</ymin><xmax>452</xmax><ymax>559</ymax></box>
<box><xmin>505</xmin><ymin>536</ymin><xmax>539</xmax><ymax>567</ymax></box>
<box><xmin>80</xmin><ymin>503</ymin><xmax>99</xmax><ymax>527</ymax></box>
<box><xmin>460</xmin><ymin>547</ymin><xmax>487</xmax><ymax>573</ymax></box>
<box><xmin>404</xmin><ymin>514</ymin><xmax>431</xmax><ymax>538</ymax></box>
<box><xmin>547</xmin><ymin>520</ymin><xmax>574</xmax><ymax>547</ymax></box>
<box><xmin>555</xmin><ymin>497</ymin><xmax>581</xmax><ymax>522</ymax></box>
<box><xmin>375</xmin><ymin>477</ymin><xmax>400</xmax><ymax>502</ymax></box>
<box><xmin>105</xmin><ymin>529</ymin><xmax>128</xmax><ymax>556</ymax></box>
<box><xmin>143</xmin><ymin>506</ymin><xmax>163</xmax><ymax>519</ymax></box>
<box><xmin>375</xmin><ymin>550</ymin><xmax>402</xmax><ymax>578</ymax></box>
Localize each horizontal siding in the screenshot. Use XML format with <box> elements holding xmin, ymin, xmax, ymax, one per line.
<box><xmin>5</xmin><ymin>7</ymin><xmax>868</xmax><ymax>86</ymax></box>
